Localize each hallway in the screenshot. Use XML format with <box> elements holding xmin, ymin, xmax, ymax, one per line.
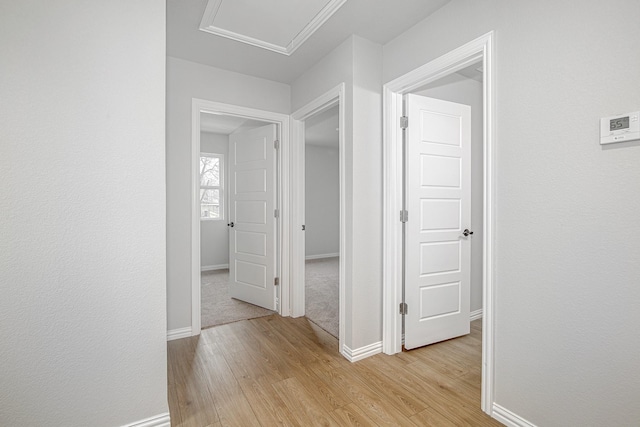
<box><xmin>167</xmin><ymin>315</ymin><xmax>500</xmax><ymax>426</ymax></box>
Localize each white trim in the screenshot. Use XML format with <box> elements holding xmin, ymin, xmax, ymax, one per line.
<box><xmin>121</xmin><ymin>413</ymin><xmax>170</xmax><ymax>427</ymax></box>
<box><xmin>381</xmin><ymin>31</ymin><xmax>496</xmax><ymax>416</ymax></box>
<box><xmin>201</xmin><ymin>263</ymin><xmax>229</xmax><ymax>271</ymax></box>
<box><xmin>470</xmin><ymin>308</ymin><xmax>483</xmax><ymax>321</ymax></box>
<box><xmin>192</xmin><ymin>99</ymin><xmax>291</xmax><ymax>337</ymax></box>
<box><xmin>492</xmin><ymin>404</ymin><xmax>538</xmax><ymax>427</ymax></box>
<box><xmin>342</xmin><ymin>341</ymin><xmax>382</xmax><ymax>362</ymax></box>
<box><xmin>305</xmin><ymin>252</ymin><xmax>339</xmax><ymax>260</ymax></box>
<box><xmin>167</xmin><ymin>327</ymin><xmax>192</xmax><ymax>341</ymax></box>
<box><xmin>291</xmin><ymin>83</ymin><xmax>346</xmax><ymax>360</ymax></box>
<box><xmin>199</xmin><ymin>0</ymin><xmax>347</xmax><ymax>56</ymax></box>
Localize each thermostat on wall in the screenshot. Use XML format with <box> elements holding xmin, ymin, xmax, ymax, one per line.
<box><xmin>600</xmin><ymin>111</ymin><xmax>640</xmax><ymax>144</ymax></box>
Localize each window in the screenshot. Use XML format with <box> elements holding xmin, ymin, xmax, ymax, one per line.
<box><xmin>200</xmin><ymin>153</ymin><xmax>223</xmax><ymax>220</ymax></box>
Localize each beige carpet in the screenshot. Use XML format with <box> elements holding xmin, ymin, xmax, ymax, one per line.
<box><xmin>305</xmin><ymin>257</ymin><xmax>339</xmax><ymax>338</ymax></box>
<box><xmin>201</xmin><ymin>269</ymin><xmax>274</xmax><ymax>329</ymax></box>
<box><xmin>201</xmin><ymin>259</ymin><xmax>339</xmax><ymax>336</ymax></box>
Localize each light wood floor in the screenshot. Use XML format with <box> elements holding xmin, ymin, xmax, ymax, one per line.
<box><xmin>167</xmin><ymin>315</ymin><xmax>502</xmax><ymax>426</ymax></box>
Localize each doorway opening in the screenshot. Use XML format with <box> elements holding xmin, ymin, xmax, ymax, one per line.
<box><xmin>402</xmin><ymin>62</ymin><xmax>484</xmax><ymax>349</ymax></box>
<box><xmin>191</xmin><ymin>99</ymin><xmax>291</xmax><ymax>336</ymax></box>
<box><xmin>198</xmin><ymin>112</ymin><xmax>277</xmax><ymax>329</ymax></box>
<box><xmin>291</xmin><ymin>84</ymin><xmax>346</xmax><ymax>356</ymax></box>
<box><xmin>303</xmin><ymin>105</ymin><xmax>340</xmax><ymax>338</ymax></box>
<box><xmin>382</xmin><ymin>32</ymin><xmax>495</xmax><ymax>414</ymax></box>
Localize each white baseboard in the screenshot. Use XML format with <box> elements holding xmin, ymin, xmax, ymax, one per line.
<box><xmin>121</xmin><ymin>412</ymin><xmax>170</xmax><ymax>427</ymax></box>
<box><xmin>492</xmin><ymin>403</ymin><xmax>538</xmax><ymax>427</ymax></box>
<box><xmin>342</xmin><ymin>341</ymin><xmax>382</xmax><ymax>362</ymax></box>
<box><xmin>201</xmin><ymin>263</ymin><xmax>229</xmax><ymax>272</ymax></box>
<box><xmin>167</xmin><ymin>326</ymin><xmax>192</xmax><ymax>341</ymax></box>
<box><xmin>305</xmin><ymin>252</ymin><xmax>339</xmax><ymax>260</ymax></box>
<box><xmin>470</xmin><ymin>308</ymin><xmax>483</xmax><ymax>321</ymax></box>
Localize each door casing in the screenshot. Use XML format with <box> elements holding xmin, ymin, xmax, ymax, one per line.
<box><xmin>382</xmin><ymin>31</ymin><xmax>496</xmax><ymax>414</ymax></box>
<box><xmin>191</xmin><ymin>99</ymin><xmax>291</xmax><ymax>336</ymax></box>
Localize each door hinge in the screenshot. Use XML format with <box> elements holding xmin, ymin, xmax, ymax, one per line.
<box><xmin>399</xmin><ymin>302</ymin><xmax>408</xmax><ymax>315</ymax></box>
<box><xmin>274</xmin><ymin>277</ymin><xmax>280</xmax><ymax>286</ymax></box>
<box><xmin>400</xmin><ymin>210</ymin><xmax>408</xmax><ymax>223</ymax></box>
<box><xmin>274</xmin><ymin>139</ymin><xmax>280</xmax><ymax>150</ymax></box>
<box><xmin>274</xmin><ymin>209</ymin><xmax>279</xmax><ymax>218</ymax></box>
<box><xmin>400</xmin><ymin>116</ymin><xmax>408</xmax><ymax>129</ymax></box>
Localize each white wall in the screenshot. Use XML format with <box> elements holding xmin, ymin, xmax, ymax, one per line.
<box><xmin>167</xmin><ymin>57</ymin><xmax>290</xmax><ymax>330</ymax></box>
<box><xmin>305</xmin><ymin>145</ymin><xmax>340</xmax><ymax>258</ymax></box>
<box><xmin>291</xmin><ymin>36</ymin><xmax>354</xmax><ymax>112</ymax></box>
<box><xmin>384</xmin><ymin>1</ymin><xmax>640</xmax><ymax>425</ymax></box>
<box><xmin>415</xmin><ymin>74</ymin><xmax>484</xmax><ymax>313</ymax></box>
<box><xmin>292</xmin><ymin>35</ymin><xmax>383</xmax><ymax>350</ymax></box>
<box><xmin>0</xmin><ymin>1</ymin><xmax>168</xmax><ymax>426</ymax></box>
<box><xmin>350</xmin><ymin>37</ymin><xmax>384</xmax><ymax>349</ymax></box>
<box><xmin>200</xmin><ymin>132</ymin><xmax>230</xmax><ymax>269</ymax></box>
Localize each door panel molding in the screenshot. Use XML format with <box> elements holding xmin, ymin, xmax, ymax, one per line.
<box><xmin>382</xmin><ymin>31</ymin><xmax>495</xmax><ymax>414</ymax></box>
<box><xmin>229</xmin><ymin>124</ymin><xmax>277</xmax><ymax>309</ymax></box>
<box><xmin>405</xmin><ymin>95</ymin><xmax>471</xmax><ymax>350</ymax></box>
<box><xmin>191</xmin><ymin>99</ymin><xmax>290</xmax><ymax>336</ymax></box>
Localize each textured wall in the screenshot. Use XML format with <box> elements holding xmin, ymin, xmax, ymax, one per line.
<box><xmin>0</xmin><ymin>1</ymin><xmax>168</xmax><ymax>425</ymax></box>
<box><xmin>350</xmin><ymin>36</ymin><xmax>384</xmax><ymax>349</ymax></box>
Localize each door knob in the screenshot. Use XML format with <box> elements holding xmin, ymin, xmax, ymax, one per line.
<box><xmin>463</xmin><ymin>229</ymin><xmax>473</xmax><ymax>237</ymax></box>
<box><xmin>228</xmin><ymin>222</ymin><xmax>234</xmax><ymax>228</ymax></box>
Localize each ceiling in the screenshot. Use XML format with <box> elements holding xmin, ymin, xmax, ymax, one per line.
<box><xmin>198</xmin><ymin>0</ymin><xmax>347</xmax><ymax>55</ymax></box>
<box><xmin>305</xmin><ymin>105</ymin><xmax>339</xmax><ymax>147</ymax></box>
<box><xmin>167</xmin><ymin>0</ymin><xmax>451</xmax><ymax>84</ymax></box>
<box><xmin>456</xmin><ymin>62</ymin><xmax>483</xmax><ymax>82</ymax></box>
<box><xmin>200</xmin><ymin>112</ymin><xmax>267</xmax><ymax>134</ymax></box>
<box><xmin>413</xmin><ymin>60</ymin><xmax>483</xmax><ymax>93</ymax></box>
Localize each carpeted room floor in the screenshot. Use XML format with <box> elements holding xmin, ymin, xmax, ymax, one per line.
<box><xmin>201</xmin><ymin>269</ymin><xmax>274</xmax><ymax>329</ymax></box>
<box><xmin>303</xmin><ymin>257</ymin><xmax>339</xmax><ymax>338</ymax></box>
<box><xmin>201</xmin><ymin>257</ymin><xmax>339</xmax><ymax>338</ymax></box>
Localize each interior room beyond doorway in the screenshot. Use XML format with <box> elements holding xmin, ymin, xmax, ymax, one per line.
<box><xmin>304</xmin><ymin>105</ymin><xmax>340</xmax><ymax>338</ymax></box>
<box><xmin>199</xmin><ymin>112</ymin><xmax>276</xmax><ymax>329</ymax></box>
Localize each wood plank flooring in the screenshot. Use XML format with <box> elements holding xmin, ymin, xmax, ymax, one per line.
<box><xmin>167</xmin><ymin>315</ymin><xmax>503</xmax><ymax>426</ymax></box>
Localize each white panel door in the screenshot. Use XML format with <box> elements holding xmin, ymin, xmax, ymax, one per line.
<box><xmin>404</xmin><ymin>94</ymin><xmax>471</xmax><ymax>350</ymax></box>
<box><xmin>229</xmin><ymin>124</ymin><xmax>277</xmax><ymax>310</ymax></box>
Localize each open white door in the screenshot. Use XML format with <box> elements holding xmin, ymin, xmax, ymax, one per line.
<box><xmin>404</xmin><ymin>94</ymin><xmax>471</xmax><ymax>350</ymax></box>
<box><xmin>228</xmin><ymin>124</ymin><xmax>277</xmax><ymax>311</ymax></box>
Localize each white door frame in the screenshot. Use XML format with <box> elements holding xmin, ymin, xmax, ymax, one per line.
<box><xmin>290</xmin><ymin>83</ymin><xmax>346</xmax><ymax>357</ymax></box>
<box><xmin>191</xmin><ymin>98</ymin><xmax>291</xmax><ymax>335</ymax></box>
<box><xmin>382</xmin><ymin>32</ymin><xmax>496</xmax><ymax>414</ymax></box>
